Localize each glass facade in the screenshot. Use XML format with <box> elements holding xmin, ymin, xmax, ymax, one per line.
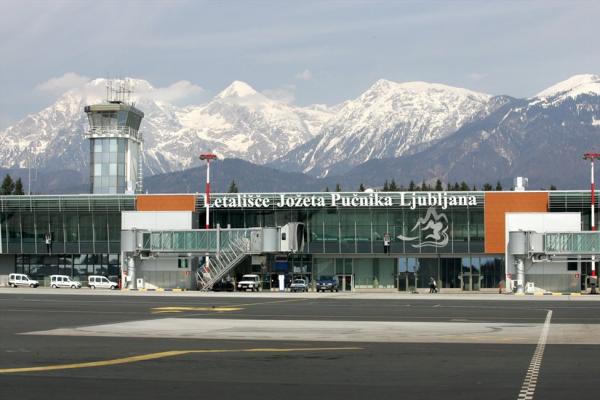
<box><xmin>91</xmin><ymin>138</ymin><xmax>128</xmax><ymax>194</ymax></box>
<box><xmin>0</xmin><ymin>195</ymin><xmax>134</xmax><ymax>284</ymax></box>
<box><xmin>207</xmin><ymin>192</ymin><xmax>501</xmax><ymax>290</ymax></box>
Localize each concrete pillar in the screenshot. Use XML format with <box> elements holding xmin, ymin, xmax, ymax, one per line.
<box><xmin>128</xmin><ymin>256</ymin><xmax>136</xmax><ymax>290</ymax></box>
<box><xmin>515</xmin><ymin>257</ymin><xmax>525</xmax><ymax>294</ymax></box>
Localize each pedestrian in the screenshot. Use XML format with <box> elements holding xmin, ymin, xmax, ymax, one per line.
<box><xmin>429</xmin><ymin>276</ymin><xmax>436</xmax><ymax>293</ymax></box>
<box><xmin>433</xmin><ymin>278</ymin><xmax>438</xmax><ymax>293</ymax></box>
<box><xmin>383</xmin><ymin>232</ymin><xmax>391</xmax><ymax>254</ymax></box>
<box><xmin>44</xmin><ymin>232</ymin><xmax>52</xmax><ymax>254</ymax></box>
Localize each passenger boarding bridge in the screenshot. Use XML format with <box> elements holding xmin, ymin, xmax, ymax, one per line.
<box><xmin>508</xmin><ymin>231</ymin><xmax>600</xmax><ymax>293</ymax></box>
<box><xmin>121</xmin><ymin>223</ymin><xmax>305</xmax><ymax>290</ymax></box>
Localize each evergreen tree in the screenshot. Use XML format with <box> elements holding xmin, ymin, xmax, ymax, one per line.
<box><xmin>495</xmin><ymin>181</ymin><xmax>503</xmax><ymax>191</ymax></box>
<box><xmin>335</xmin><ymin>183</ymin><xmax>341</xmax><ymax>192</ymax></box>
<box><xmin>549</xmin><ymin>184</ymin><xmax>557</xmax><ymax>190</ymax></box>
<box><xmin>358</xmin><ymin>183</ymin><xmax>365</xmax><ymax>192</ymax></box>
<box><xmin>13</xmin><ymin>178</ymin><xmax>24</xmax><ymax>195</ymax></box>
<box><xmin>227</xmin><ymin>180</ymin><xmax>239</xmax><ymax>193</ymax></box>
<box><xmin>389</xmin><ymin>179</ymin><xmax>398</xmax><ymax>191</ymax></box>
<box><xmin>483</xmin><ymin>183</ymin><xmax>493</xmax><ymax>191</ymax></box>
<box><xmin>434</xmin><ymin>179</ymin><xmax>443</xmax><ymax>191</ymax></box>
<box><xmin>1</xmin><ymin>174</ymin><xmax>14</xmax><ymax>195</ymax></box>
<box><xmin>420</xmin><ymin>180</ymin><xmax>428</xmax><ymax>191</ymax></box>
<box><xmin>472</xmin><ymin>185</ymin><xmax>477</xmax><ymax>191</ymax></box>
<box><xmin>324</xmin><ymin>186</ymin><xmax>330</xmax><ymax>192</ymax></box>
<box><xmin>446</xmin><ymin>183</ymin><xmax>451</xmax><ymax>191</ymax></box>
<box><xmin>382</xmin><ymin>180</ymin><xmax>389</xmax><ymax>192</ymax></box>
<box><xmin>408</xmin><ymin>180</ymin><xmax>416</xmax><ymax>191</ymax></box>
<box><xmin>459</xmin><ymin>181</ymin><xmax>470</xmax><ymax>191</ymax></box>
<box><xmin>453</xmin><ymin>182</ymin><xmax>460</xmax><ymax>191</ymax></box>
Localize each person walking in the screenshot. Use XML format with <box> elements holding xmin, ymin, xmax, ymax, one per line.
<box><xmin>429</xmin><ymin>276</ymin><xmax>437</xmax><ymax>293</ymax></box>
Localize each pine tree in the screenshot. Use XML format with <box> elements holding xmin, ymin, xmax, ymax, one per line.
<box><xmin>408</xmin><ymin>180</ymin><xmax>416</xmax><ymax>191</ymax></box>
<box><xmin>389</xmin><ymin>179</ymin><xmax>398</xmax><ymax>191</ymax></box>
<box><xmin>434</xmin><ymin>179</ymin><xmax>443</xmax><ymax>191</ymax></box>
<box><xmin>227</xmin><ymin>180</ymin><xmax>239</xmax><ymax>193</ymax></box>
<box><xmin>13</xmin><ymin>178</ymin><xmax>24</xmax><ymax>195</ymax></box>
<box><xmin>420</xmin><ymin>180</ymin><xmax>428</xmax><ymax>191</ymax></box>
<box><xmin>1</xmin><ymin>174</ymin><xmax>14</xmax><ymax>195</ymax></box>
<box><xmin>446</xmin><ymin>183</ymin><xmax>451</xmax><ymax>191</ymax></box>
<box><xmin>550</xmin><ymin>184</ymin><xmax>557</xmax><ymax>190</ymax></box>
<box><xmin>382</xmin><ymin>180</ymin><xmax>389</xmax><ymax>192</ymax></box>
<box><xmin>472</xmin><ymin>185</ymin><xmax>477</xmax><ymax>191</ymax></box>
<box><xmin>358</xmin><ymin>183</ymin><xmax>365</xmax><ymax>192</ymax></box>
<box><xmin>335</xmin><ymin>183</ymin><xmax>341</xmax><ymax>192</ymax></box>
<box><xmin>459</xmin><ymin>181</ymin><xmax>470</xmax><ymax>191</ymax></box>
<box><xmin>324</xmin><ymin>186</ymin><xmax>330</xmax><ymax>192</ymax></box>
<box><xmin>453</xmin><ymin>182</ymin><xmax>460</xmax><ymax>191</ymax></box>
<box><xmin>495</xmin><ymin>181</ymin><xmax>503</xmax><ymax>191</ymax></box>
<box><xmin>483</xmin><ymin>183</ymin><xmax>493</xmax><ymax>191</ymax></box>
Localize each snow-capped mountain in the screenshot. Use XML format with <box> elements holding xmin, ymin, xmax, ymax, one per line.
<box><xmin>147</xmin><ymin>81</ymin><xmax>332</xmax><ymax>173</ymax></box>
<box><xmin>0</xmin><ymin>78</ymin><xmax>334</xmax><ymax>176</ymax></box>
<box><xmin>272</xmin><ymin>79</ymin><xmax>492</xmax><ymax>177</ymax></box>
<box><xmin>335</xmin><ymin>74</ymin><xmax>600</xmax><ymax>189</ymax></box>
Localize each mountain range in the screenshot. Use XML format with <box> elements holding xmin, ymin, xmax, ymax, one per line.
<box><xmin>1</xmin><ymin>74</ymin><xmax>600</xmax><ymax>193</ymax></box>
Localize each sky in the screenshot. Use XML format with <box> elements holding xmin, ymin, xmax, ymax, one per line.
<box><xmin>1</xmin><ymin>0</ymin><xmax>599</xmax><ymax>129</ymax></box>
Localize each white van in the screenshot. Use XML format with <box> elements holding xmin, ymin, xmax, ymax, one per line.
<box><xmin>8</xmin><ymin>273</ymin><xmax>39</xmax><ymax>288</ymax></box>
<box><xmin>88</xmin><ymin>275</ymin><xmax>117</xmax><ymax>290</ymax></box>
<box><xmin>50</xmin><ymin>275</ymin><xmax>81</xmax><ymax>289</ymax></box>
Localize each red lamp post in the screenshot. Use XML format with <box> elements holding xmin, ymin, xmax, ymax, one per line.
<box><xmin>583</xmin><ymin>153</ymin><xmax>600</xmax><ymax>294</ymax></box>
<box><xmin>199</xmin><ymin>153</ymin><xmax>217</xmax><ymax>279</ymax></box>
<box><xmin>199</xmin><ymin>153</ymin><xmax>218</xmax><ymax>229</ymax></box>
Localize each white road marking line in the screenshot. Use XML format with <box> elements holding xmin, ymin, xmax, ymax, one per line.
<box><xmin>517</xmin><ymin>310</ymin><xmax>552</xmax><ymax>400</ymax></box>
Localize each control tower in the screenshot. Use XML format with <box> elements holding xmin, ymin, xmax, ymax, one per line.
<box><xmin>84</xmin><ymin>81</ymin><xmax>144</xmax><ymax>194</ymax></box>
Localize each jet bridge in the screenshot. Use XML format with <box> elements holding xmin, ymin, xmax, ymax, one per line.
<box><xmin>508</xmin><ymin>231</ymin><xmax>600</xmax><ymax>293</ymax></box>
<box><xmin>121</xmin><ymin>223</ymin><xmax>305</xmax><ymax>290</ymax></box>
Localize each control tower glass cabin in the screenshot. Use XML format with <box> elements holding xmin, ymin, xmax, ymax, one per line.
<box><xmin>84</xmin><ymin>102</ymin><xmax>144</xmax><ymax>194</ymax></box>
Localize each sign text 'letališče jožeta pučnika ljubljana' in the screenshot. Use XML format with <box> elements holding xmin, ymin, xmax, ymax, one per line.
<box><xmin>211</xmin><ymin>192</ymin><xmax>477</xmax><ymax>210</ymax></box>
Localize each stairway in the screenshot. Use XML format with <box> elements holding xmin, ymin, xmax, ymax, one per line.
<box><xmin>196</xmin><ymin>234</ymin><xmax>251</xmax><ymax>291</ymax></box>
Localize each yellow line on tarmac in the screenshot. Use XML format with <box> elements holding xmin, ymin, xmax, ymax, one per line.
<box><xmin>0</xmin><ymin>347</ymin><xmax>362</xmax><ymax>374</ymax></box>
<box><xmin>151</xmin><ymin>306</ymin><xmax>243</xmax><ymax>314</ymax></box>
<box><xmin>151</xmin><ymin>298</ymin><xmax>308</xmax><ymax>314</ymax></box>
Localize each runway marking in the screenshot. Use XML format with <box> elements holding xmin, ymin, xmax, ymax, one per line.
<box><xmin>517</xmin><ymin>310</ymin><xmax>552</xmax><ymax>400</ymax></box>
<box><xmin>151</xmin><ymin>306</ymin><xmax>243</xmax><ymax>314</ymax></box>
<box><xmin>0</xmin><ymin>347</ymin><xmax>362</xmax><ymax>374</ymax></box>
<box><xmin>149</xmin><ymin>298</ymin><xmax>307</xmax><ymax>314</ymax></box>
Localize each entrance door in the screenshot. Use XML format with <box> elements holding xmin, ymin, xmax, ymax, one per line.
<box><xmin>337</xmin><ymin>275</ymin><xmax>353</xmax><ymax>291</ymax></box>
<box><xmin>397</xmin><ymin>272</ymin><xmax>416</xmax><ymax>292</ymax></box>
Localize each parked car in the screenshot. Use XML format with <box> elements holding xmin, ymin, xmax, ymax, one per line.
<box><xmin>88</xmin><ymin>275</ymin><xmax>117</xmax><ymax>290</ymax></box>
<box><xmin>212</xmin><ymin>278</ymin><xmax>235</xmax><ymax>292</ymax></box>
<box><xmin>8</xmin><ymin>273</ymin><xmax>39</xmax><ymax>288</ymax></box>
<box><xmin>237</xmin><ymin>274</ymin><xmax>262</xmax><ymax>291</ymax></box>
<box><xmin>290</xmin><ymin>278</ymin><xmax>309</xmax><ymax>292</ymax></box>
<box><xmin>316</xmin><ymin>276</ymin><xmax>339</xmax><ymax>292</ymax></box>
<box><xmin>50</xmin><ymin>275</ymin><xmax>81</xmax><ymax>289</ymax></box>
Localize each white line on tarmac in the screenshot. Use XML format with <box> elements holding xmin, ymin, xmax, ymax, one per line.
<box><xmin>517</xmin><ymin>310</ymin><xmax>552</xmax><ymax>400</ymax></box>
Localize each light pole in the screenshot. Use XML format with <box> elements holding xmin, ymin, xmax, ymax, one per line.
<box><xmin>199</xmin><ymin>153</ymin><xmax>217</xmax><ymax>229</ymax></box>
<box><xmin>199</xmin><ymin>153</ymin><xmax>217</xmax><ymax>283</ymax></box>
<box><xmin>583</xmin><ymin>152</ymin><xmax>600</xmax><ymax>293</ymax></box>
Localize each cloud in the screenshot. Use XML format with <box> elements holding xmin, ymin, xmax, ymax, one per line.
<box><xmin>138</xmin><ymin>80</ymin><xmax>205</xmax><ymax>104</ymax></box>
<box><xmin>262</xmin><ymin>84</ymin><xmax>297</xmax><ymax>104</ymax></box>
<box><xmin>35</xmin><ymin>72</ymin><xmax>90</xmax><ymax>93</ymax></box>
<box><xmin>295</xmin><ymin>69</ymin><xmax>313</xmax><ymax>81</ymax></box>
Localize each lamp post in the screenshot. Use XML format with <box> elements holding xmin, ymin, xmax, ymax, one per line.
<box><xmin>583</xmin><ymin>152</ymin><xmax>600</xmax><ymax>293</ymax></box>
<box><xmin>199</xmin><ymin>153</ymin><xmax>217</xmax><ymax>282</ymax></box>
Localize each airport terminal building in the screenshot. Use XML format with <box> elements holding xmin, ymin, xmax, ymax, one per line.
<box><xmin>0</xmin><ymin>190</ymin><xmax>595</xmax><ymax>293</ymax></box>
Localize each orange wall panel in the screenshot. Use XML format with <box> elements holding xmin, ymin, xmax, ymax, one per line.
<box><xmin>484</xmin><ymin>192</ymin><xmax>548</xmax><ymax>253</ymax></box>
<box><xmin>136</xmin><ymin>195</ymin><xmax>196</xmax><ymax>211</ymax></box>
